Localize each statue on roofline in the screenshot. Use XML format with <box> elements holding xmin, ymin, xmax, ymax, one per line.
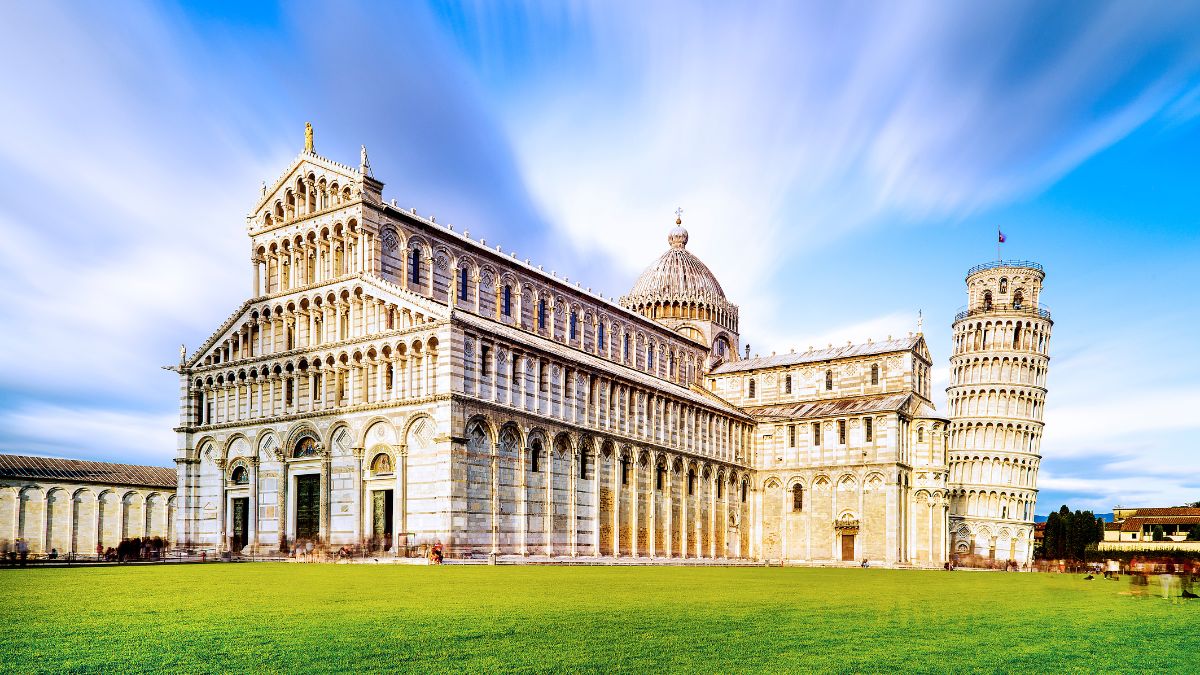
<box><xmin>305</xmin><ymin>122</ymin><xmax>314</xmax><ymax>153</ymax></box>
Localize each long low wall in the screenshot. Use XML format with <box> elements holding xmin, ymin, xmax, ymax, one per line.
<box><xmin>1098</xmin><ymin>540</ymin><xmax>1200</xmax><ymax>552</ymax></box>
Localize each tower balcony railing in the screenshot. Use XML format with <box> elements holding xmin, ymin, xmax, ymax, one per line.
<box><xmin>965</xmin><ymin>260</ymin><xmax>1044</xmax><ymax>277</ymax></box>
<box><xmin>955</xmin><ymin>302</ymin><xmax>1051</xmax><ymax>322</ymax></box>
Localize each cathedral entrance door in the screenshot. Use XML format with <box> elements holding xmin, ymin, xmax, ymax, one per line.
<box><xmin>372</xmin><ymin>490</ymin><xmax>394</xmax><ymax>551</ymax></box>
<box><xmin>231</xmin><ymin>498</ymin><xmax>249</xmax><ymax>552</ymax></box>
<box><xmin>841</xmin><ymin>534</ymin><xmax>856</xmax><ymax>562</ymax></box>
<box><xmin>295</xmin><ymin>474</ymin><xmax>320</xmax><ymax>542</ymax></box>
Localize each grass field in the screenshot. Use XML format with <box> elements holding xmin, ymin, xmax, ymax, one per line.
<box><xmin>1</xmin><ymin>563</ymin><xmax>1195</xmax><ymax>673</ymax></box>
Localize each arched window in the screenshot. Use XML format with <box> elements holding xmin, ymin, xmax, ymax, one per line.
<box><xmin>741</xmin><ymin>480</ymin><xmax>748</xmax><ymax>503</ymax></box>
<box><xmin>502</xmin><ymin>285</ymin><xmax>512</xmax><ymax>316</ymax></box>
<box><xmin>458</xmin><ymin>268</ymin><xmax>469</xmax><ymax>301</ymax></box>
<box><xmin>530</xmin><ymin>443</ymin><xmax>542</xmax><ymax>473</ymax></box>
<box><xmin>371</xmin><ymin>453</ymin><xmax>393</xmax><ymax>474</ymax></box>
<box><xmin>538</xmin><ymin>298</ymin><xmax>547</xmax><ymax>330</ymax></box>
<box><xmin>623</xmin><ymin>334</ymin><xmax>630</xmax><ymax>361</ymax></box>
<box><xmin>647</xmin><ymin>345</ymin><xmax>655</xmax><ymax>370</ymax></box>
<box><xmin>871</xmin><ymin>364</ymin><xmax>879</xmax><ymax>385</ymax></box>
<box><xmin>597</xmin><ymin>323</ymin><xmax>606</xmax><ymax>350</ymax></box>
<box><xmin>982</xmin><ymin>291</ymin><xmax>993</xmax><ymax>311</ymax></box>
<box><xmin>792</xmin><ymin>484</ymin><xmax>803</xmax><ymax>511</ymax></box>
<box><xmin>825</xmin><ymin>369</ymin><xmax>833</xmax><ymax>391</ymax></box>
<box><xmin>569</xmin><ymin>311</ymin><xmax>578</xmax><ymax>340</ymax></box>
<box><xmin>1013</xmin><ymin>290</ymin><xmax>1024</xmax><ymax>309</ymax></box>
<box><xmin>408</xmin><ymin>248</ymin><xmax>421</xmax><ymax>285</ymax></box>
<box><xmin>230</xmin><ymin>466</ymin><xmax>248</xmax><ymax>485</ymax></box>
<box><xmin>579</xmin><ymin>452</ymin><xmax>589</xmax><ymax>480</ymax></box>
<box><xmin>784</xmin><ymin>374</ymin><xmax>792</xmax><ymax>394</ymax></box>
<box><xmin>748</xmin><ymin>379</ymin><xmax>756</xmax><ymax>398</ymax></box>
<box><xmin>688</xmin><ymin>469</ymin><xmax>696</xmax><ymax>495</ymax></box>
<box><xmin>918</xmin><ymin>427</ymin><xmax>925</xmax><ymax>443</ymax></box>
<box><xmin>293</xmin><ymin>436</ymin><xmax>319</xmax><ymax>458</ymax></box>
<box><xmin>999</xmin><ymin>278</ymin><xmax>1008</xmax><ymax>294</ymax></box>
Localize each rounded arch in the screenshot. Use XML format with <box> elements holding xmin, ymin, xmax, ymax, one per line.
<box><xmin>402</xmin><ymin>413</ymin><xmax>437</xmax><ymax>453</ymax></box>
<box><xmin>464</xmin><ymin>415</ymin><xmax>497</xmax><ymax>446</ymax></box>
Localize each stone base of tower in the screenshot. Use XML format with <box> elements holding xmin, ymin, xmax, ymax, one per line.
<box><xmin>948</xmin><ymin>516</ymin><xmax>1033</xmax><ymax>567</ymax></box>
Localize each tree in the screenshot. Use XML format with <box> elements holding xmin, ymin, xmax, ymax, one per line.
<box><xmin>1039</xmin><ymin>505</ymin><xmax>1103</xmax><ymax>560</ymax></box>
<box><xmin>1152</xmin><ymin>525</ymin><xmax>1165</xmax><ymax>542</ymax></box>
<box><xmin>1187</xmin><ymin>525</ymin><xmax>1200</xmax><ymax>542</ymax></box>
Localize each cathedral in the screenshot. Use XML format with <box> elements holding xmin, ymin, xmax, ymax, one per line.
<box><xmin>172</xmin><ymin>128</ymin><xmax>1050</xmax><ymax>566</ymax></box>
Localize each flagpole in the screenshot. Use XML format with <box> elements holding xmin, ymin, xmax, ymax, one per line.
<box><xmin>997</xmin><ymin>227</ymin><xmax>1001</xmax><ymax>262</ymax></box>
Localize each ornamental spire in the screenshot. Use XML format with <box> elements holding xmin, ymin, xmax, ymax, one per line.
<box><xmin>668</xmin><ymin>207</ymin><xmax>688</xmax><ymax>248</ymax></box>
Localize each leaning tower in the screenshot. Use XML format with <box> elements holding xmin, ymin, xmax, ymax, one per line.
<box><xmin>946</xmin><ymin>261</ymin><xmax>1051</xmax><ymax>566</ymax></box>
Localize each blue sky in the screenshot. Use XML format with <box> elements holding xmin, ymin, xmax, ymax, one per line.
<box><xmin>1</xmin><ymin>1</ymin><xmax>1198</xmax><ymax>514</ymax></box>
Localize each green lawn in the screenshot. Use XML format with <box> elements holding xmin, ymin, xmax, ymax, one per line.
<box><xmin>0</xmin><ymin>563</ymin><xmax>1194</xmax><ymax>673</ymax></box>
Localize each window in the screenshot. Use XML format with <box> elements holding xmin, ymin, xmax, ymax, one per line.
<box><xmin>825</xmin><ymin>369</ymin><xmax>833</xmax><ymax>391</ymax></box>
<box><xmin>539</xmin><ymin>363</ymin><xmax>548</xmax><ymax>392</ymax></box>
<box><xmin>502</xmin><ymin>285</ymin><xmax>512</xmax><ymax>316</ymax></box>
<box><xmin>538</xmin><ymin>298</ymin><xmax>547</xmax><ymax>330</ymax></box>
<box><xmin>598</xmin><ymin>323</ymin><xmax>606</xmax><ymax>350</ymax></box>
<box><xmin>784</xmin><ymin>374</ymin><xmax>792</xmax><ymax>394</ymax></box>
<box><xmin>788</xmin><ymin>424</ymin><xmax>796</xmax><ymax>448</ymax></box>
<box><xmin>838</xmin><ymin>419</ymin><xmax>846</xmax><ymax>444</ymax></box>
<box><xmin>865</xmin><ymin>417</ymin><xmax>873</xmax><ymax>442</ymax></box>
<box><xmin>688</xmin><ymin>469</ymin><xmax>696</xmax><ymax>495</ymax></box>
<box><xmin>647</xmin><ymin>346</ymin><xmax>655</xmax><ymax>370</ymax></box>
<box><xmin>408</xmin><ymin>248</ymin><xmax>421</xmax><ymax>285</ymax></box>
<box><xmin>812</xmin><ymin>422</ymin><xmax>821</xmax><ymax>445</ymax></box>
<box><xmin>480</xmin><ymin>345</ymin><xmax>491</xmax><ymax>377</ymax></box>
<box><xmin>656</xmin><ymin>466</ymin><xmax>665</xmax><ymax>491</ymax></box>
<box><xmin>792</xmin><ymin>484</ymin><xmax>803</xmax><ymax>511</ymax></box>
<box><xmin>1013</xmin><ymin>290</ymin><xmax>1024</xmax><ymax>309</ymax></box>
<box><xmin>871</xmin><ymin>364</ymin><xmax>879</xmax><ymax>385</ymax></box>
<box><xmin>371</xmin><ymin>453</ymin><xmax>392</xmax><ymax>474</ymax></box>
<box><xmin>313</xmin><ymin>373</ymin><xmax>322</xmax><ymax>400</ymax></box>
<box><xmin>748</xmin><ymin>379</ymin><xmax>756</xmax><ymax>398</ymax></box>
<box><xmin>999</xmin><ymin>278</ymin><xmax>1008</xmax><ymax>294</ymax></box>
<box><xmin>569</xmin><ymin>311</ymin><xmax>577</xmax><ymax>340</ymax></box>
<box><xmin>623</xmin><ymin>334</ymin><xmax>630</xmax><ymax>361</ymax></box>
<box><xmin>918</xmin><ymin>427</ymin><xmax>925</xmax><ymax>443</ymax></box>
<box><xmin>621</xmin><ymin>456</ymin><xmax>630</xmax><ymax>485</ymax></box>
<box><xmin>231</xmin><ymin>466</ymin><xmax>248</xmax><ymax>485</ymax></box>
<box><xmin>741</xmin><ymin>480</ymin><xmax>748</xmax><ymax>503</ymax></box>
<box><xmin>579</xmin><ymin>452</ymin><xmax>588</xmax><ymax>480</ymax></box>
<box><xmin>982</xmin><ymin>290</ymin><xmax>993</xmax><ymax>310</ymax></box>
<box><xmin>530</xmin><ymin>445</ymin><xmax>541</xmax><ymax>473</ymax></box>
<box><xmin>458</xmin><ymin>268</ymin><xmax>469</xmax><ymax>301</ymax></box>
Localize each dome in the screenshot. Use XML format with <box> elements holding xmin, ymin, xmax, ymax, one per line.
<box><xmin>624</xmin><ymin>221</ymin><xmax>728</xmax><ymax>304</ymax></box>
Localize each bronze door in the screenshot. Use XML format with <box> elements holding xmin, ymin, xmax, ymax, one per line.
<box><xmin>841</xmin><ymin>534</ymin><xmax>855</xmax><ymax>561</ymax></box>
<box><xmin>295</xmin><ymin>474</ymin><xmax>320</xmax><ymax>541</ymax></box>
<box><xmin>372</xmin><ymin>490</ymin><xmax>393</xmax><ymax>550</ymax></box>
<box><xmin>231</xmin><ymin>498</ymin><xmax>249</xmax><ymax>551</ymax></box>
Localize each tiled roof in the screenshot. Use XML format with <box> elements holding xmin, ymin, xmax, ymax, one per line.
<box><xmin>0</xmin><ymin>454</ymin><xmax>176</xmax><ymax>489</ymax></box>
<box><xmin>1120</xmin><ymin>515</ymin><xmax>1200</xmax><ymax>532</ymax></box>
<box><xmin>741</xmin><ymin>393</ymin><xmax>913</xmax><ymax>422</ymax></box>
<box><xmin>712</xmin><ymin>337</ymin><xmax>922</xmax><ymax>374</ymax></box>
<box><xmin>1127</xmin><ymin>507</ymin><xmax>1200</xmax><ymax>517</ymax></box>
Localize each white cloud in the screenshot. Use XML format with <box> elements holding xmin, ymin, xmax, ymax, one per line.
<box><xmin>0</xmin><ymin>403</ymin><xmax>175</xmax><ymax>466</ymax></box>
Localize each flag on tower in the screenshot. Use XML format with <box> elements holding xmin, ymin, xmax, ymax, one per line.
<box><xmin>998</xmin><ymin>230</ymin><xmax>1006</xmax><ymax>243</ymax></box>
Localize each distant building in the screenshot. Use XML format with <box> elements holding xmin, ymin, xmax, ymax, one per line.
<box><xmin>1099</xmin><ymin>507</ymin><xmax>1200</xmax><ymax>550</ymax></box>
<box><xmin>0</xmin><ymin>454</ymin><xmax>177</xmax><ymax>555</ymax></box>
